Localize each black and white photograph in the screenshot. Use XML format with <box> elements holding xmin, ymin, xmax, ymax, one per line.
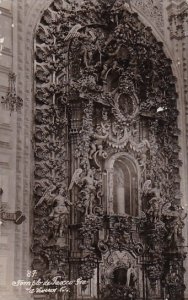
<box><xmin>0</xmin><ymin>0</ymin><xmax>188</xmax><ymax>299</ymax></box>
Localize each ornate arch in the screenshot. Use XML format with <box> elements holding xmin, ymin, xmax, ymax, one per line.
<box><xmin>26</xmin><ymin>0</ymin><xmax>187</xmax><ymax>299</ymax></box>
<box><xmin>105</xmin><ymin>152</ymin><xmax>140</xmax><ymax>216</ymax></box>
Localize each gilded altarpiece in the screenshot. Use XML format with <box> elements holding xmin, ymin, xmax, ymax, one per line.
<box><xmin>32</xmin><ymin>0</ymin><xmax>186</xmax><ymax>299</ymax></box>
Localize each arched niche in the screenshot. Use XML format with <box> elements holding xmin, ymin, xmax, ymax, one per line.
<box><xmin>105</xmin><ymin>153</ymin><xmax>140</xmax><ymax>216</ymax></box>
<box><xmin>100</xmin><ymin>250</ymin><xmax>138</xmax><ymax>299</ymax></box>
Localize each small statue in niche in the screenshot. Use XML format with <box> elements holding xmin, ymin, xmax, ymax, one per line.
<box><xmin>89</xmin><ymin>126</ymin><xmax>107</xmax><ymax>159</ymax></box>
<box><xmin>166</xmin><ymin>265</ymin><xmax>181</xmax><ymax>286</ymax></box>
<box><xmin>80</xmin><ymin>168</ymin><xmax>97</xmax><ymax>215</ymax></box>
<box><xmin>147</xmin><ymin>197</ymin><xmax>162</xmax><ymax>224</ymax></box>
<box><xmin>136</xmin><ymin>139</ymin><xmax>150</xmax><ymax>177</ymax></box>
<box><xmin>127</xmin><ymin>264</ymin><xmax>137</xmax><ymax>288</ymax></box>
<box><xmin>89</xmin><ymin>108</ymin><xmax>109</xmax><ymax>161</ymax></box>
<box><xmin>142</xmin><ymin>180</ymin><xmax>163</xmax><ymax>223</ymax></box>
<box><xmin>168</xmin><ymin>217</ymin><xmax>183</xmax><ymax>245</ymax></box>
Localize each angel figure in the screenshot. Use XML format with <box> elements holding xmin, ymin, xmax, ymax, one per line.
<box><xmin>68</xmin><ymin>166</ymin><xmax>97</xmax><ymax>215</ymax></box>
